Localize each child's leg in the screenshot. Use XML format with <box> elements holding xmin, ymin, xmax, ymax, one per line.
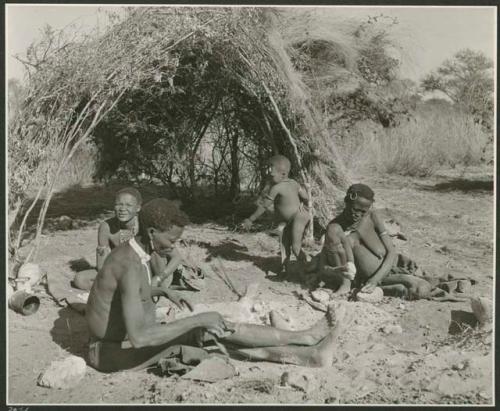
<box><xmin>290</xmin><ymin>210</ymin><xmax>310</xmax><ymax>262</ymax></box>
<box><xmin>278</xmin><ymin>222</ymin><xmax>291</xmax><ymax>269</ymax></box>
<box><xmin>320</xmin><ymin>229</ymin><xmax>350</xmax><ymax>295</ymax></box>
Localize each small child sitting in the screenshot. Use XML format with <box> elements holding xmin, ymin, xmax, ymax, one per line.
<box><xmin>242</xmin><ymin>155</ymin><xmax>310</xmax><ymax>272</ymax></box>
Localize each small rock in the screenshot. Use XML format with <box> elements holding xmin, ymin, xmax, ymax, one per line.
<box><xmin>311</xmin><ymin>289</ymin><xmax>330</xmax><ymax>304</ymax></box>
<box><xmin>37</xmin><ymin>356</ymin><xmax>87</xmax><ymax>389</ymax></box>
<box><xmin>398</xmin><ymin>303</ymin><xmax>406</xmax><ymax>310</ymax></box>
<box><xmin>182</xmin><ymin>356</ymin><xmax>237</xmax><ymax>383</ymax></box>
<box><xmin>380</xmin><ymin>324</ymin><xmax>403</xmax><ymax>335</ymax></box>
<box><xmin>451</xmin><ymin>361</ymin><xmax>468</xmax><ymax>371</ymax></box>
<box><xmin>356</xmin><ymin>287</ymin><xmax>384</xmax><ymax>303</ymax></box>
<box><xmin>470</xmin><ymin>297</ymin><xmax>493</xmax><ymax>330</ymax></box>
<box><xmin>58</xmin><ymin>215</ymin><xmax>74</xmax><ymax>230</ymax></box>
<box><xmin>437</xmin><ymin>245</ymin><xmax>451</xmax><ymax>254</ymax></box>
<box><xmin>280</xmin><ymin>371</ymin><xmax>314</xmax><ymax>393</ymax></box>
<box><xmin>251</xmin><ymin>303</ymin><xmax>263</xmax><ymax>313</ymax></box>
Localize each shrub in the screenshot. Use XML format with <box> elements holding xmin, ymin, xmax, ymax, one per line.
<box><xmin>339</xmin><ymin>108</ymin><xmax>489</xmax><ymax>177</ymax></box>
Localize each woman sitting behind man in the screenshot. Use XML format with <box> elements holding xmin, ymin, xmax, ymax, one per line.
<box><xmin>74</xmin><ymin>187</ymin><xmax>182</xmax><ymax>291</ymax></box>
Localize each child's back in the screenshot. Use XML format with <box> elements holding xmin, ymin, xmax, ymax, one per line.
<box><xmin>265</xmin><ymin>178</ymin><xmax>303</xmax><ymax>222</ymax></box>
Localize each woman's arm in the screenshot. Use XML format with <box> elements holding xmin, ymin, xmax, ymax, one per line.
<box><xmin>96</xmin><ymin>222</ymin><xmax>111</xmax><ymax>270</ymax></box>
<box><xmin>362</xmin><ymin>211</ymin><xmax>397</xmax><ymax>291</ymax></box>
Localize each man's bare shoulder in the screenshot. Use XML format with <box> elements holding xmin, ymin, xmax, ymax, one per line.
<box><xmin>101</xmin><ymin>244</ymin><xmax>140</xmax><ymax>279</ymax></box>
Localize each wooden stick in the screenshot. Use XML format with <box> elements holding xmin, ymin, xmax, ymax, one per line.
<box><xmin>214</xmin><ymin>257</ymin><xmax>243</xmax><ymax>298</ymax></box>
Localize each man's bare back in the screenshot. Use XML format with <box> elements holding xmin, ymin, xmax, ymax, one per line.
<box><xmin>86</xmin><ymin>243</ymin><xmax>155</xmax><ymax>343</ymax></box>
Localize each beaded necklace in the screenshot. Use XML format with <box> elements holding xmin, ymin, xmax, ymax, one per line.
<box><xmin>118</xmin><ymin>216</ymin><xmax>139</xmax><ymax>244</ymax></box>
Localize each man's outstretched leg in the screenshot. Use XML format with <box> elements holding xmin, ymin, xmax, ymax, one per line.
<box><xmin>225</xmin><ymin>302</ymin><xmax>351</xmax><ymax>367</ymax></box>
<box><xmin>222</xmin><ymin>303</ymin><xmax>336</xmax><ymax>347</ymax></box>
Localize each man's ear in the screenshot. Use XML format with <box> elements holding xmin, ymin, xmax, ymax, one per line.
<box><xmin>137</xmin><ymin>205</ymin><xmax>142</xmax><ymax>212</ymax></box>
<box><xmin>148</xmin><ymin>227</ymin><xmax>156</xmax><ymax>238</ymax></box>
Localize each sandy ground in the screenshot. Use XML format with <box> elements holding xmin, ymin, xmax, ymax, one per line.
<box><xmin>7</xmin><ymin>168</ymin><xmax>494</xmax><ymax>405</ymax></box>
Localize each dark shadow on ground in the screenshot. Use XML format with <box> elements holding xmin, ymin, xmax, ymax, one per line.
<box><xmin>69</xmin><ymin>258</ymin><xmax>94</xmax><ymax>272</ymax></box>
<box><xmin>204</xmin><ymin>240</ymin><xmax>281</xmax><ymax>274</ymax></box>
<box><xmin>15</xmin><ymin>183</ymin><xmax>263</xmax><ymax>238</ymax></box>
<box><xmin>50</xmin><ymin>306</ymin><xmax>89</xmax><ymax>360</ymax></box>
<box><xmin>448</xmin><ymin>310</ymin><xmax>478</xmax><ymax>334</ymax></box>
<box><xmin>418</xmin><ymin>178</ymin><xmax>493</xmax><ymax>193</ymax></box>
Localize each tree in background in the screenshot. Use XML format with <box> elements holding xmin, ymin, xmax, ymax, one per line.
<box><xmin>421</xmin><ymin>49</ymin><xmax>494</xmax><ymax>133</ymax></box>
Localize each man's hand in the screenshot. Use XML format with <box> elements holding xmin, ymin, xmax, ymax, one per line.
<box><xmin>197</xmin><ymin>311</ymin><xmax>234</xmax><ymax>338</ymax></box>
<box><xmin>164</xmin><ymin>289</ymin><xmax>193</xmax><ymax>311</ymax></box>
<box><xmin>241</xmin><ymin>218</ymin><xmax>253</xmax><ymax>230</ymax></box>
<box><xmin>361</xmin><ymin>280</ymin><xmax>378</xmax><ymax>293</ymax></box>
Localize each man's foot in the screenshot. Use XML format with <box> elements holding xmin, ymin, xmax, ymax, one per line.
<box><xmin>303</xmin><ymin>302</ymin><xmax>348</xmax><ymax>345</ymax></box>
<box><xmin>269</xmin><ymin>310</ymin><xmax>293</xmax><ymax>330</ymax></box>
<box><xmin>309</xmin><ymin>302</ymin><xmax>353</xmax><ymax>367</ymax></box>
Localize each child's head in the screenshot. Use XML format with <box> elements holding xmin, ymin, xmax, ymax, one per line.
<box><xmin>344</xmin><ymin>184</ymin><xmax>375</xmax><ymax>224</ymax></box>
<box><xmin>114</xmin><ymin>187</ymin><xmax>142</xmax><ymax>223</ymax></box>
<box><xmin>140</xmin><ymin>198</ymin><xmax>190</xmax><ymax>257</ymax></box>
<box><xmin>269</xmin><ymin>155</ymin><xmax>291</xmax><ymax>183</ymax></box>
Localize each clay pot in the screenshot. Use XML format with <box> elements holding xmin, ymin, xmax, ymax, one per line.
<box><xmin>9</xmin><ymin>290</ymin><xmax>40</xmax><ymax>316</ymax></box>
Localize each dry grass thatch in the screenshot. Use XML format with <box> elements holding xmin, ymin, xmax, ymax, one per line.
<box><xmin>9</xmin><ymin>6</ymin><xmax>369</xmax><ymax>259</ymax></box>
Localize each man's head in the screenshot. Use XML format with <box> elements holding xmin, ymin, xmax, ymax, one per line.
<box><xmin>140</xmin><ymin>198</ymin><xmax>190</xmax><ymax>256</ymax></box>
<box><xmin>269</xmin><ymin>155</ymin><xmax>291</xmax><ymax>183</ymax></box>
<box><xmin>344</xmin><ymin>184</ymin><xmax>375</xmax><ymax>224</ymax></box>
<box><xmin>114</xmin><ymin>187</ymin><xmax>142</xmax><ymax>223</ymax></box>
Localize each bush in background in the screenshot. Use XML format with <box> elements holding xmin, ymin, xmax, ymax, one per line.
<box><xmin>339</xmin><ymin>108</ymin><xmax>489</xmax><ymax>177</ymax></box>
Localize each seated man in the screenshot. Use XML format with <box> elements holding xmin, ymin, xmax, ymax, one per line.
<box><xmin>74</xmin><ymin>188</ymin><xmax>183</xmax><ymax>291</ymax></box>
<box><xmin>323</xmin><ymin>184</ymin><xmax>431</xmax><ymax>300</ymax></box>
<box><xmin>86</xmin><ymin>198</ymin><xmax>349</xmax><ymax>372</ymax></box>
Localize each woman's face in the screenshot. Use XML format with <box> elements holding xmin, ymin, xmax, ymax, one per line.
<box><xmin>114</xmin><ymin>193</ymin><xmax>141</xmax><ymax>223</ymax></box>
<box><xmin>346</xmin><ymin>196</ymin><xmax>373</xmax><ymax>224</ymax></box>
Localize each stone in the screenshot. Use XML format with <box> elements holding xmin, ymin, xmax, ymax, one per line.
<box><xmin>311</xmin><ymin>289</ymin><xmax>331</xmax><ymax>304</ymax></box>
<box><xmin>470</xmin><ymin>297</ymin><xmax>493</xmax><ymax>330</ymax></box>
<box><xmin>182</xmin><ymin>356</ymin><xmax>237</xmax><ymax>383</ymax></box>
<box><xmin>280</xmin><ymin>371</ymin><xmax>314</xmax><ymax>393</ymax></box>
<box><xmin>251</xmin><ymin>302</ymin><xmax>264</xmax><ymax>313</ymax></box>
<box><xmin>380</xmin><ymin>324</ymin><xmax>403</xmax><ymax>335</ymax></box>
<box><xmin>37</xmin><ymin>356</ymin><xmax>87</xmax><ymax>389</ymax></box>
<box><xmin>356</xmin><ymin>287</ymin><xmax>384</xmax><ymax>303</ymax></box>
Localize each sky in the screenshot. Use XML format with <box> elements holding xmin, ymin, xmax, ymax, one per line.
<box><xmin>6</xmin><ymin>5</ymin><xmax>496</xmax><ymax>82</ymax></box>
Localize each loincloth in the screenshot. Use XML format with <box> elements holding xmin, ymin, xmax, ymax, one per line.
<box><xmin>87</xmin><ymin>329</ymin><xmax>204</xmax><ymax>373</ymax></box>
